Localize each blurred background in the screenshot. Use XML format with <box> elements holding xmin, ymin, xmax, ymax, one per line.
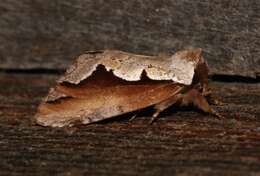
<box><xmin>0</xmin><ymin>0</ymin><xmax>259</xmax><ymax>77</ymax></box>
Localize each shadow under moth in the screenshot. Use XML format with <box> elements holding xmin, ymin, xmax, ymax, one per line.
<box><xmin>35</xmin><ymin>49</ymin><xmax>221</xmax><ymax>127</ymax></box>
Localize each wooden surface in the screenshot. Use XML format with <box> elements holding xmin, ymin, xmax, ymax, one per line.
<box><xmin>1</xmin><ymin>72</ymin><xmax>260</xmax><ymax>176</ymax></box>
<box><xmin>1</xmin><ymin>1</ymin><xmax>260</xmax><ymax>175</ymax></box>
<box><xmin>1</xmin><ymin>0</ymin><xmax>260</xmax><ymax>77</ymax></box>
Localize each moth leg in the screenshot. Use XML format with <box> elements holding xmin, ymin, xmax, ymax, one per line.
<box><xmin>129</xmin><ymin>110</ymin><xmax>141</xmax><ymax>122</ymax></box>
<box><xmin>129</xmin><ymin>114</ymin><xmax>138</xmax><ymax>122</ymax></box>
<box><xmin>181</xmin><ymin>89</ymin><xmax>224</xmax><ymax>119</ymax></box>
<box><xmin>150</xmin><ymin>95</ymin><xmax>181</xmax><ymax>124</ymax></box>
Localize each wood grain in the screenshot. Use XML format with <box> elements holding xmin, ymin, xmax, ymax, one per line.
<box><xmin>1</xmin><ymin>73</ymin><xmax>260</xmax><ymax>175</ymax></box>
<box><xmin>0</xmin><ymin>0</ymin><xmax>260</xmax><ymax>77</ymax></box>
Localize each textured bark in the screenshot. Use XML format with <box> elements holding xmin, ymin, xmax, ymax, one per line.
<box><xmin>1</xmin><ymin>73</ymin><xmax>260</xmax><ymax>175</ymax></box>
<box><xmin>0</xmin><ymin>0</ymin><xmax>260</xmax><ymax>77</ymax></box>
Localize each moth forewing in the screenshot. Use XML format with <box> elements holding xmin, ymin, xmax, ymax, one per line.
<box><xmin>35</xmin><ymin>49</ymin><xmax>218</xmax><ymax>127</ymax></box>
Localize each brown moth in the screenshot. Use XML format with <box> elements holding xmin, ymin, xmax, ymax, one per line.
<box><xmin>35</xmin><ymin>49</ymin><xmax>221</xmax><ymax>127</ymax></box>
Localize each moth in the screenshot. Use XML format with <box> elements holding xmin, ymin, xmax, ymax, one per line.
<box><xmin>35</xmin><ymin>49</ymin><xmax>221</xmax><ymax>127</ymax></box>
